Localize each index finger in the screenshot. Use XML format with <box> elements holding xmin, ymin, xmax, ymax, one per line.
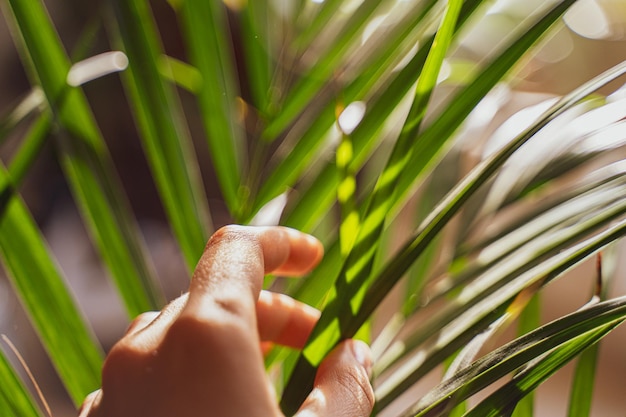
<box><xmin>184</xmin><ymin>225</ymin><xmax>323</xmax><ymax>320</ymax></box>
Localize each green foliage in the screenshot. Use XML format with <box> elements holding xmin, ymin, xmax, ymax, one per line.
<box><xmin>1</xmin><ymin>0</ymin><xmax>625</xmax><ymax>415</ymax></box>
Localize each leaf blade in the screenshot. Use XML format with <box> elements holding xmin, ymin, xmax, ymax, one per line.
<box><xmin>112</xmin><ymin>0</ymin><xmax>212</xmax><ymax>268</ymax></box>
<box><xmin>0</xmin><ymin>165</ymin><xmax>103</xmax><ymax>405</ymax></box>
<box><xmin>6</xmin><ymin>0</ymin><xmax>164</xmax><ymax>316</ymax></box>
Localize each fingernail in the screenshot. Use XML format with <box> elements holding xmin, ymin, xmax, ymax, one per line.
<box><xmin>350</xmin><ymin>340</ymin><xmax>372</xmax><ymax>377</ymax></box>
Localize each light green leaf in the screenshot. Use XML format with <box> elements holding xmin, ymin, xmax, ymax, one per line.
<box><xmin>281</xmin><ymin>1</ymin><xmax>464</xmax><ymax>411</ymax></box>
<box><xmin>0</xmin><ymin>343</ymin><xmax>44</xmax><ymax>417</ymax></box>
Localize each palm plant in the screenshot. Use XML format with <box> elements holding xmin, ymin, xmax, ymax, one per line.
<box><xmin>1</xmin><ymin>0</ymin><xmax>625</xmax><ymax>416</ymax></box>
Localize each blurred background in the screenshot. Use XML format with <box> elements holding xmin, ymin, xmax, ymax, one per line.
<box><xmin>0</xmin><ymin>0</ymin><xmax>625</xmax><ymax>415</ymax></box>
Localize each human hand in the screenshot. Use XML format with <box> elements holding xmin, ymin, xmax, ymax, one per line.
<box><xmin>79</xmin><ymin>225</ymin><xmax>374</xmax><ymax>417</ymax></box>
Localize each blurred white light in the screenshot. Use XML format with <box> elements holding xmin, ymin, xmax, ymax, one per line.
<box><xmin>67</xmin><ymin>51</ymin><xmax>128</xmax><ymax>87</ymax></box>
<box><xmin>223</xmin><ymin>0</ymin><xmax>246</xmax><ymax>11</ymax></box>
<box><xmin>249</xmin><ymin>193</ymin><xmax>288</xmax><ymax>226</ymax></box>
<box><xmin>574</xmin><ymin>121</ymin><xmax>626</xmax><ymax>154</ymax></box>
<box><xmin>270</xmin><ymin>0</ymin><xmax>295</xmax><ymax>19</ymax></box>
<box><xmin>565</xmin><ymin>98</ymin><xmax>626</xmax><ymax>139</ymax></box>
<box><xmin>437</xmin><ymin>60</ymin><xmax>452</xmax><ymax>83</ymax></box>
<box><xmin>340</xmin><ymin>0</ymin><xmax>364</xmax><ymax>14</ymax></box>
<box><xmin>392</xmin><ymin>43</ymin><xmax>418</xmax><ymax>73</ymax></box>
<box><xmin>362</xmin><ymin>15</ymin><xmax>388</xmax><ymax>44</ymax></box>
<box><xmin>482</xmin><ymin>97</ymin><xmax>559</xmax><ymax>159</ymax></box>
<box><xmin>533</xmin><ymin>28</ymin><xmax>574</xmax><ymax>64</ymax></box>
<box><xmin>608</xmin><ymin>82</ymin><xmax>626</xmax><ymax>103</ymax></box>
<box><xmin>338</xmin><ymin>101</ymin><xmax>367</xmax><ymax>135</ymax></box>
<box><xmin>311</xmin><ymin>0</ymin><xmax>324</xmax><ymax>3</ymax></box>
<box><xmin>564</xmin><ymin>0</ymin><xmax>611</xmax><ymax>39</ymax></box>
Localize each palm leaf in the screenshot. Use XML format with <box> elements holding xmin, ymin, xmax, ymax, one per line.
<box><xmin>178</xmin><ymin>0</ymin><xmax>245</xmax><ymax>216</ymax></box>
<box><xmin>5</xmin><ymin>0</ymin><xmax>163</xmax><ymax>316</ymax></box>
<box><xmin>0</xmin><ymin>344</ymin><xmax>44</xmax><ymax>417</ymax></box>
<box><xmin>0</xmin><ymin>162</ymin><xmax>102</xmax><ymax>404</ymax></box>
<box><xmin>112</xmin><ymin>0</ymin><xmax>212</xmax><ymax>268</ymax></box>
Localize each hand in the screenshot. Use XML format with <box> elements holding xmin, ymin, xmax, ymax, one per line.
<box><xmin>80</xmin><ymin>225</ymin><xmax>374</xmax><ymax>417</ymax></box>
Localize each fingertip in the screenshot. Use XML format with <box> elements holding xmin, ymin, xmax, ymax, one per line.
<box><xmin>349</xmin><ymin>339</ymin><xmax>373</xmax><ymax>378</ymax></box>
<box><xmin>296</xmin><ymin>340</ymin><xmax>374</xmax><ymax>417</ymax></box>
<box><xmin>124</xmin><ymin>311</ymin><xmax>159</xmax><ymax>336</ymax></box>
<box><xmin>78</xmin><ymin>390</ymin><xmax>100</xmax><ymax>417</ymax></box>
<box><xmin>257</xmin><ymin>291</ymin><xmax>320</xmax><ymax>348</ymax></box>
<box><xmin>268</xmin><ymin>227</ymin><xmax>324</xmax><ymax>276</ymax></box>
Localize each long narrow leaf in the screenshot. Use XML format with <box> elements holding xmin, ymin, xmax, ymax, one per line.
<box><xmin>0</xmin><ymin>164</ymin><xmax>103</xmax><ymax>405</ymax></box>
<box><xmin>112</xmin><ymin>0</ymin><xmax>212</xmax><ymax>268</ymax></box>
<box><xmin>0</xmin><ymin>88</ymin><xmax>45</xmax><ymax>144</ymax></box>
<box><xmin>239</xmin><ymin>3</ymin><xmax>273</xmax><ymax>114</ymax></box>
<box><xmin>375</xmin><ymin>219</ymin><xmax>626</xmax><ymax>411</ymax></box>
<box><xmin>251</xmin><ymin>0</ymin><xmax>453</xmax><ymax>220</ymax></box>
<box><xmin>0</xmin><ymin>344</ymin><xmax>43</xmax><ymax>417</ymax></box>
<box><xmin>459</xmin><ymin>160</ymin><xmax>626</xmax><ymax>256</ymax></box>
<box><xmin>280</xmin><ymin>0</ymin><xmax>558</xmax><ymax>234</ymax></box>
<box><xmin>463</xmin><ymin>321</ymin><xmax>622</xmax><ymax>417</ymax></box>
<box><xmin>5</xmin><ymin>0</ymin><xmax>163</xmax><ymax>316</ymax></box>
<box><xmin>566</xmin><ymin>250</ymin><xmax>613</xmax><ymax>417</ymax></box>
<box><xmin>391</xmin><ymin>1</ymin><xmax>578</xmax><ymax>220</ymax></box>
<box><xmin>405</xmin><ymin>295</ymin><xmax>626</xmax><ymax>417</ymax></box>
<box><xmin>262</xmin><ymin>0</ymin><xmax>381</xmax><ymax>140</ymax></box>
<box><xmin>348</xmin><ymin>57</ymin><xmax>626</xmax><ymax>359</ymax></box>
<box><xmin>377</xmin><ymin>194</ymin><xmax>626</xmax><ymax>383</ymax></box>
<box><xmin>510</xmin><ymin>293</ymin><xmax>541</xmax><ymax>417</ymax></box>
<box><xmin>7</xmin><ymin>113</ymin><xmax>51</xmax><ymax>187</ymax></box>
<box><xmin>430</xmin><ymin>179</ymin><xmax>626</xmax><ymax>302</ymax></box>
<box><xmin>281</xmin><ymin>2</ymin><xmax>464</xmax><ymax>411</ymax></box>
<box><xmin>178</xmin><ymin>0</ymin><xmax>244</xmax><ymax>216</ymax></box>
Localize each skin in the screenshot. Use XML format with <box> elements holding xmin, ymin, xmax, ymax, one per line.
<box><xmin>80</xmin><ymin>225</ymin><xmax>375</xmax><ymax>417</ymax></box>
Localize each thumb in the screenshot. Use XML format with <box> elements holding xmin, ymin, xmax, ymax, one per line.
<box><xmin>294</xmin><ymin>340</ymin><xmax>374</xmax><ymax>417</ymax></box>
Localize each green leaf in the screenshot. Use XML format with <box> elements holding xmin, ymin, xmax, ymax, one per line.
<box><xmin>281</xmin><ymin>1</ymin><xmax>464</xmax><ymax>412</ymax></box>
<box><xmin>352</xmin><ymin>56</ymin><xmax>626</xmax><ymax>367</ymax></box>
<box><xmin>0</xmin><ymin>343</ymin><xmax>44</xmax><ymax>417</ymax></box>
<box><xmin>566</xmin><ymin>327</ymin><xmax>601</xmax><ymax>417</ymax></box>
<box><xmin>566</xmin><ymin>248</ymin><xmax>614</xmax><ymax>417</ymax></box>
<box><xmin>458</xmin><ymin>160</ymin><xmax>626</xmax><ymax>257</ymax></box>
<box><xmin>262</xmin><ymin>0</ymin><xmax>381</xmax><ymax>140</ymax></box>
<box><xmin>0</xmin><ymin>88</ymin><xmax>45</xmax><ymax>144</ymax></box>
<box><xmin>7</xmin><ymin>113</ymin><xmax>51</xmax><ymax>187</ymax></box>
<box><xmin>239</xmin><ymin>2</ymin><xmax>273</xmax><ymax>114</ymax></box>
<box><xmin>251</xmin><ymin>0</ymin><xmax>449</xmax><ymax>220</ymax></box>
<box><xmin>375</xmin><ymin>193</ymin><xmax>626</xmax><ymax>394</ymax></box>
<box><xmin>375</xmin><ymin>219</ymin><xmax>626</xmax><ymax>412</ymax></box>
<box><xmin>465</xmin><ymin>321</ymin><xmax>622</xmax><ymax>417</ymax></box>
<box><xmin>431</xmin><ymin>176</ymin><xmax>626</xmax><ymax>302</ymax></box>
<box><xmin>157</xmin><ymin>55</ymin><xmax>203</xmax><ymax>94</ymax></box>
<box><xmin>113</xmin><ymin>0</ymin><xmax>212</xmax><ymax>268</ymax></box>
<box><xmin>6</xmin><ymin>0</ymin><xmax>164</xmax><ymax>316</ymax></box>
<box><xmin>292</xmin><ymin>0</ymin><xmax>344</xmax><ymax>51</ymax></box>
<box><xmin>178</xmin><ymin>0</ymin><xmax>245</xmax><ymax>216</ymax></box>
<box><xmin>391</xmin><ymin>1</ymin><xmax>579</xmax><ymax>221</ymax></box>
<box><xmin>0</xmin><ymin>163</ymin><xmax>103</xmax><ymax>405</ymax></box>
<box><xmin>336</xmin><ymin>127</ymin><xmax>359</xmax><ymax>256</ymax></box>
<box><xmin>407</xmin><ymin>296</ymin><xmax>626</xmax><ymax>417</ymax></box>
<box><xmin>511</xmin><ymin>293</ymin><xmax>541</xmax><ymax>417</ymax></box>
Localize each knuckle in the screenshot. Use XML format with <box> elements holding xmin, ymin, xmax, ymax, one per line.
<box><xmin>167</xmin><ymin>304</ymin><xmax>251</xmax><ymax>350</ymax></box>
<box><xmin>209</xmin><ymin>225</ymin><xmax>252</xmax><ymax>246</ymax></box>
<box><xmin>125</xmin><ymin>311</ymin><xmax>158</xmax><ymax>333</ymax></box>
<box><xmin>101</xmin><ymin>340</ymin><xmax>147</xmax><ymax>386</ymax></box>
<box><xmin>336</xmin><ymin>365</ymin><xmax>375</xmax><ymax>414</ymax></box>
<box><xmin>318</xmin><ymin>357</ymin><xmax>375</xmax><ymax>415</ymax></box>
